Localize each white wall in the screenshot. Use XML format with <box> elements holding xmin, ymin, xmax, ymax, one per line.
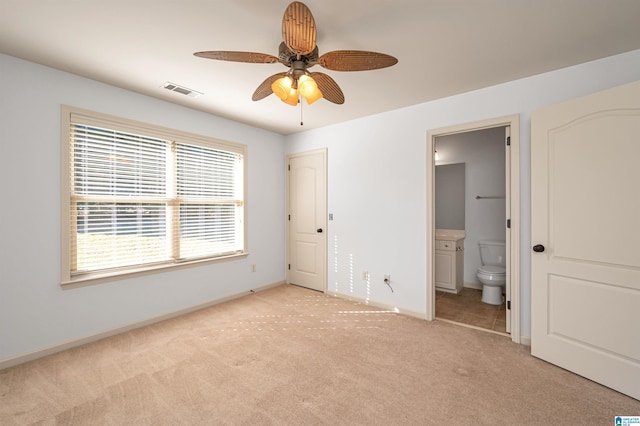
<box><xmin>436</xmin><ymin>128</ymin><xmax>506</xmax><ymax>284</ymax></box>
<box><xmin>2</xmin><ymin>49</ymin><xmax>639</xmax><ymax>359</ymax></box>
<box><xmin>284</xmin><ymin>49</ymin><xmax>640</xmax><ymax>338</ymax></box>
<box><xmin>0</xmin><ymin>54</ymin><xmax>286</xmax><ymax>362</ymax></box>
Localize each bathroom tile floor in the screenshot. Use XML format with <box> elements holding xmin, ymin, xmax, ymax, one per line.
<box><xmin>436</xmin><ymin>287</ymin><xmax>507</xmax><ymax>334</ymax></box>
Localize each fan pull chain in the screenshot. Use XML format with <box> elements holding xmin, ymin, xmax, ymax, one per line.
<box><xmin>300</xmin><ymin>97</ymin><xmax>304</xmax><ymax>126</ymax></box>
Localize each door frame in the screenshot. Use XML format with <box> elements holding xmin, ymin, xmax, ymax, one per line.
<box><xmin>286</xmin><ymin>148</ymin><xmax>328</xmax><ymax>292</ymax></box>
<box><xmin>426</xmin><ymin>115</ymin><xmax>521</xmax><ymax>344</ymax></box>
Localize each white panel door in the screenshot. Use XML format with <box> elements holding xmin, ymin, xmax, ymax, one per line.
<box><xmin>287</xmin><ymin>150</ymin><xmax>326</xmax><ymax>292</ymax></box>
<box><xmin>531</xmin><ymin>80</ymin><xmax>640</xmax><ymax>399</ymax></box>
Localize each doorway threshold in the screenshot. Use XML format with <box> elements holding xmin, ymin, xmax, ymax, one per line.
<box><xmin>436</xmin><ymin>317</ymin><xmax>510</xmax><ymax>337</ymax></box>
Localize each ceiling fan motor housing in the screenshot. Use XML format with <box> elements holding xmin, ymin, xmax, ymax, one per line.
<box><xmin>291</xmin><ymin>61</ymin><xmax>308</xmax><ymax>81</ymax></box>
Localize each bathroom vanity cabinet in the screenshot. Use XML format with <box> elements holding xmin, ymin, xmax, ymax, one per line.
<box><xmin>435</xmin><ymin>233</ymin><xmax>464</xmax><ymax>294</ymax></box>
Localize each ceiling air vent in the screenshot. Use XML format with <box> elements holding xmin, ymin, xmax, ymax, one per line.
<box><xmin>161</xmin><ymin>82</ymin><xmax>203</xmax><ymax>98</ymax></box>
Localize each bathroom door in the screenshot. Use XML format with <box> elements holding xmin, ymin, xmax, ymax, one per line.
<box><xmin>531</xmin><ymin>80</ymin><xmax>640</xmax><ymax>400</ymax></box>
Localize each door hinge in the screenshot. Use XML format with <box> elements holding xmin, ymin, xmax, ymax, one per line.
<box><xmin>288</xmin><ymin>264</ymin><xmax>291</xmax><ymax>270</ymax></box>
<box><xmin>507</xmin><ymin>219</ymin><xmax>511</xmax><ymax>229</ymax></box>
<box><xmin>288</xmin><ymin>164</ymin><xmax>290</xmax><ymax>171</ymax></box>
<box><xmin>506</xmin><ymin>136</ymin><xmax>511</xmax><ymax>146</ymax></box>
<box><xmin>507</xmin><ymin>300</ymin><xmax>511</xmax><ymax>310</ymax></box>
<box><xmin>288</xmin><ymin>214</ymin><xmax>290</xmax><ymax>221</ymax></box>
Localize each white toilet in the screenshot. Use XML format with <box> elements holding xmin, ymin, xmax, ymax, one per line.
<box><xmin>477</xmin><ymin>240</ymin><xmax>506</xmax><ymax>305</ymax></box>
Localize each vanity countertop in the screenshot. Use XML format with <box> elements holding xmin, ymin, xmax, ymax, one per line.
<box><xmin>435</xmin><ymin>229</ymin><xmax>465</xmax><ymax>241</ymax></box>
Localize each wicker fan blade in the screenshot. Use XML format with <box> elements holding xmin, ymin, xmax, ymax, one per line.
<box><xmin>252</xmin><ymin>72</ymin><xmax>288</xmax><ymax>101</ymax></box>
<box><xmin>194</xmin><ymin>51</ymin><xmax>279</xmax><ymax>64</ymax></box>
<box><xmin>282</xmin><ymin>2</ymin><xmax>316</xmax><ymax>56</ymax></box>
<box><xmin>318</xmin><ymin>50</ymin><xmax>398</xmax><ymax>71</ymax></box>
<box><xmin>310</xmin><ymin>72</ymin><xmax>344</xmax><ymax>104</ymax></box>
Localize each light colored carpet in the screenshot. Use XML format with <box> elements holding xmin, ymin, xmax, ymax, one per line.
<box><xmin>1</xmin><ymin>284</ymin><xmax>638</xmax><ymax>425</ymax></box>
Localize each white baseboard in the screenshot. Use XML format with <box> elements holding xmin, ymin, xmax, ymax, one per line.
<box><xmin>0</xmin><ymin>280</ymin><xmax>285</xmax><ymax>371</ymax></box>
<box><xmin>326</xmin><ymin>290</ymin><xmax>427</xmax><ymax>320</ymax></box>
<box><xmin>463</xmin><ymin>281</ymin><xmax>482</xmax><ymax>290</ymax></box>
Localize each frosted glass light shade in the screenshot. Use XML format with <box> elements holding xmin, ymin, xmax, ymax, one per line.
<box><xmin>283</xmin><ymin>88</ymin><xmax>298</xmax><ymax>105</ymax></box>
<box><xmin>298</xmin><ymin>75</ymin><xmax>316</xmax><ymax>97</ymax></box>
<box><xmin>271</xmin><ymin>77</ymin><xmax>293</xmax><ymax>101</ymax></box>
<box><xmin>304</xmin><ymin>89</ymin><xmax>323</xmax><ymax>104</ymax></box>
<box><xmin>298</xmin><ymin>75</ymin><xmax>323</xmax><ymax>104</ymax></box>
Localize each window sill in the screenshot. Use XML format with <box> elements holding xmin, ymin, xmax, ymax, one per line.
<box><xmin>61</xmin><ymin>252</ymin><xmax>249</xmax><ymax>289</ymax></box>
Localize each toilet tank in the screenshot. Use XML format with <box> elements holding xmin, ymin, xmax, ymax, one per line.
<box><xmin>478</xmin><ymin>240</ymin><xmax>506</xmax><ymax>266</ymax></box>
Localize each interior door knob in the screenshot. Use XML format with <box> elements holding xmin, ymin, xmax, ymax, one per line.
<box><xmin>317</xmin><ymin>228</ymin><xmax>323</xmax><ymax>233</ymax></box>
<box><xmin>533</xmin><ymin>244</ymin><xmax>545</xmax><ymax>253</ymax></box>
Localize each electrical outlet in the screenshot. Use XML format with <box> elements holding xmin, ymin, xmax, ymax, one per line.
<box><xmin>384</xmin><ymin>275</ymin><xmax>391</xmax><ymax>283</ymax></box>
<box><xmin>362</xmin><ymin>271</ymin><xmax>369</xmax><ymax>281</ymax></box>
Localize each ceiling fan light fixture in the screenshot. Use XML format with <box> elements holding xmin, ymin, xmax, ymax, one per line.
<box><xmin>304</xmin><ymin>89</ymin><xmax>323</xmax><ymax>105</ymax></box>
<box><xmin>283</xmin><ymin>88</ymin><xmax>299</xmax><ymax>106</ymax></box>
<box><xmin>195</xmin><ymin>2</ymin><xmax>397</xmax><ymax>109</ymax></box>
<box><xmin>298</xmin><ymin>75</ymin><xmax>323</xmax><ymax>104</ymax></box>
<box><xmin>271</xmin><ymin>76</ymin><xmax>293</xmax><ymax>101</ymax></box>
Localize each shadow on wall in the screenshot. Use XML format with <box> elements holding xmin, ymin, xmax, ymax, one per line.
<box><xmin>435</xmin><ymin>163</ymin><xmax>465</xmax><ymax>230</ymax></box>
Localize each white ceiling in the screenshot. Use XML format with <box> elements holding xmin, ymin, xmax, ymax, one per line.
<box><xmin>2</xmin><ymin>0</ymin><xmax>640</xmax><ymax>135</ymax></box>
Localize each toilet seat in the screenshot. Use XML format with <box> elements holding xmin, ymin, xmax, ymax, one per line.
<box><xmin>478</xmin><ymin>265</ymin><xmax>505</xmax><ymax>276</ymax></box>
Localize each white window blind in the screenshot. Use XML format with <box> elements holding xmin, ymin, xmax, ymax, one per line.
<box><xmin>64</xmin><ymin>108</ymin><xmax>246</xmax><ymax>282</ymax></box>
<box><xmin>176</xmin><ymin>143</ymin><xmax>244</xmax><ymax>260</ymax></box>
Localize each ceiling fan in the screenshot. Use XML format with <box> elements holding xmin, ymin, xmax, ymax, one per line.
<box><xmin>194</xmin><ymin>1</ymin><xmax>398</xmax><ymax>106</ymax></box>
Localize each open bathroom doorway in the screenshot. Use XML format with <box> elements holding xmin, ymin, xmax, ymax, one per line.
<box><xmin>426</xmin><ymin>115</ymin><xmax>521</xmax><ymax>344</ymax></box>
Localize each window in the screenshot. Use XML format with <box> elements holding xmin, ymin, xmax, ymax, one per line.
<box><xmin>61</xmin><ymin>106</ymin><xmax>247</xmax><ymax>286</ymax></box>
